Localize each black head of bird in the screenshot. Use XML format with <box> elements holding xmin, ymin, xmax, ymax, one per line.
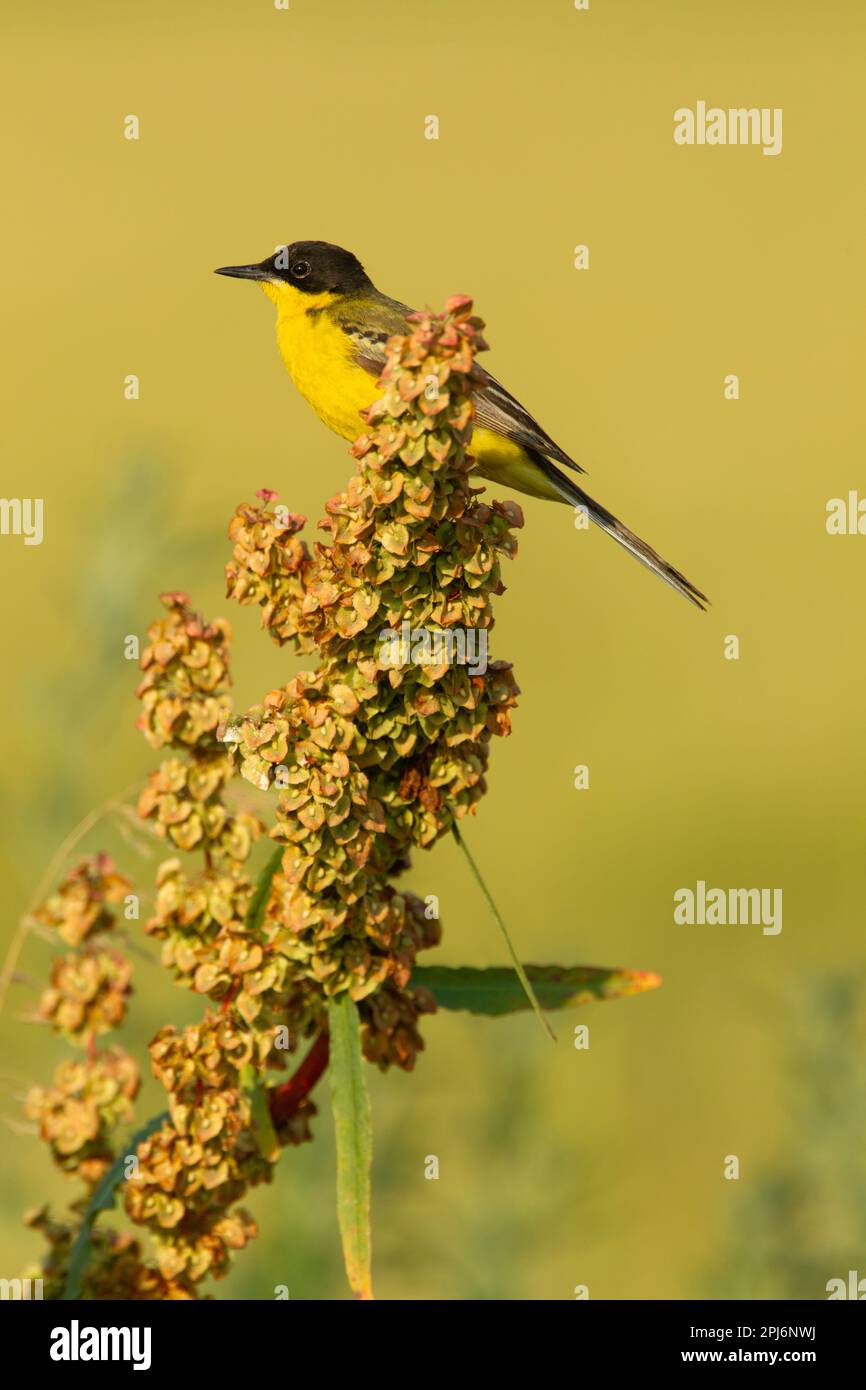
<box><xmin>215</xmin><ymin>241</ymin><xmax>373</xmax><ymax>298</ymax></box>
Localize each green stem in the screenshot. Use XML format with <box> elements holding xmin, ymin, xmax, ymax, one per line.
<box><xmin>63</xmin><ymin>1110</ymin><xmax>168</xmax><ymax>1299</ymax></box>
<box><xmin>452</xmin><ymin>824</ymin><xmax>556</xmax><ymax>1042</ymax></box>
<box><xmin>0</xmin><ymin>782</ymin><xmax>144</xmax><ymax>1021</ymax></box>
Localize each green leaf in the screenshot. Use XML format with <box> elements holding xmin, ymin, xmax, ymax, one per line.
<box><xmin>239</xmin><ymin>1063</ymin><xmax>280</xmax><ymax>1163</ymax></box>
<box><xmin>63</xmin><ymin>1110</ymin><xmax>168</xmax><ymax>1300</ymax></box>
<box><xmin>410</xmin><ymin>964</ymin><xmax>662</xmax><ymax>1016</ymax></box>
<box><xmin>251</xmin><ymin>1085</ymin><xmax>280</xmax><ymax>1161</ymax></box>
<box><xmin>244</xmin><ymin>844</ymin><xmax>283</xmax><ymax>933</ymax></box>
<box><xmin>327</xmin><ymin>994</ymin><xmax>373</xmax><ymax>1300</ymax></box>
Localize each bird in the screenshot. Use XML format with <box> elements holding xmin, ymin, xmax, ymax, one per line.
<box><xmin>215</xmin><ymin>241</ymin><xmax>707</xmax><ymax>609</ymax></box>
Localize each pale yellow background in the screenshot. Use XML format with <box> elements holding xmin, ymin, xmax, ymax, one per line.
<box><xmin>1</xmin><ymin>0</ymin><xmax>865</xmax><ymax>1298</ymax></box>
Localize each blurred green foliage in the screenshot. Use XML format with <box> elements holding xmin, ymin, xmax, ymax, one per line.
<box><xmin>708</xmin><ymin>976</ymin><xmax>866</xmax><ymax>1300</ymax></box>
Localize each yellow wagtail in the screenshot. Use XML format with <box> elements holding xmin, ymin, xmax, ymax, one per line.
<box><xmin>216</xmin><ymin>241</ymin><xmax>706</xmax><ymax>609</ymax></box>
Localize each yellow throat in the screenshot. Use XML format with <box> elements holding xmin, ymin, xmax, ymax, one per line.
<box><xmin>259</xmin><ymin>281</ymin><xmax>377</xmax><ymax>442</ymax></box>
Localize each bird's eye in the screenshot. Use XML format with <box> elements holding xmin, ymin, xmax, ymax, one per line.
<box><xmin>292</xmin><ymin>261</ymin><xmax>311</xmax><ymax>279</ymax></box>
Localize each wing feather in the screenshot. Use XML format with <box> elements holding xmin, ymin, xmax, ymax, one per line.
<box><xmin>472</xmin><ymin>373</ymin><xmax>584</xmax><ymax>473</ymax></box>
<box><xmin>337</xmin><ymin>294</ymin><xmax>412</xmax><ymax>377</ymax></box>
<box><xmin>338</xmin><ymin>294</ymin><xmax>583</xmax><ymax>473</ymax></box>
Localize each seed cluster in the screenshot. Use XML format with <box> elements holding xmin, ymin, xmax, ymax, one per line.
<box><xmin>27</xmin><ymin>855</ymin><xmax>137</xmax><ymax>1179</ymax></box>
<box><xmin>22</xmin><ymin>855</ymin><xmax>187</xmax><ymax>1296</ymax></box>
<box><xmin>226</xmin><ymin>296</ymin><xmax>521</xmax><ymax>1070</ymax></box>
<box><xmin>126</xmin><ymin>591</ymin><xmax>315</xmax><ymax>1289</ymax></box>
<box><xmin>22</xmin><ymin>299</ymin><xmax>521</xmax><ymax>1297</ymax></box>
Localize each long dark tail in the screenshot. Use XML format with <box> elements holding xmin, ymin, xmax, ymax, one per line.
<box><xmin>532</xmin><ymin>451</ymin><xmax>708</xmax><ymax>611</ymax></box>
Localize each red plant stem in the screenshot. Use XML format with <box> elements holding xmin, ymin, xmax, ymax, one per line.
<box><xmin>269</xmin><ymin>1030</ymin><xmax>329</xmax><ymax>1126</ymax></box>
<box><xmin>220</xmin><ymin>981</ymin><xmax>240</xmax><ymax>1016</ymax></box>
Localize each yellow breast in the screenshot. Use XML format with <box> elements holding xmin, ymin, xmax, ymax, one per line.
<box><xmin>264</xmin><ymin>285</ymin><xmax>378</xmax><ymax>442</ymax></box>
<box><xmin>259</xmin><ymin>282</ymin><xmax>564</xmax><ymax>505</ymax></box>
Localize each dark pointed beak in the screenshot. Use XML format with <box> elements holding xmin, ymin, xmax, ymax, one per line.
<box><xmin>214</xmin><ymin>262</ymin><xmax>271</xmax><ymax>281</ymax></box>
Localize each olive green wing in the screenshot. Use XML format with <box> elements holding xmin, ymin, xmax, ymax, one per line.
<box><xmin>336</xmin><ymin>293</ymin><xmax>584</xmax><ymax>474</ymax></box>
<box><xmin>334</xmin><ymin>294</ymin><xmax>414</xmax><ymax>375</ymax></box>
